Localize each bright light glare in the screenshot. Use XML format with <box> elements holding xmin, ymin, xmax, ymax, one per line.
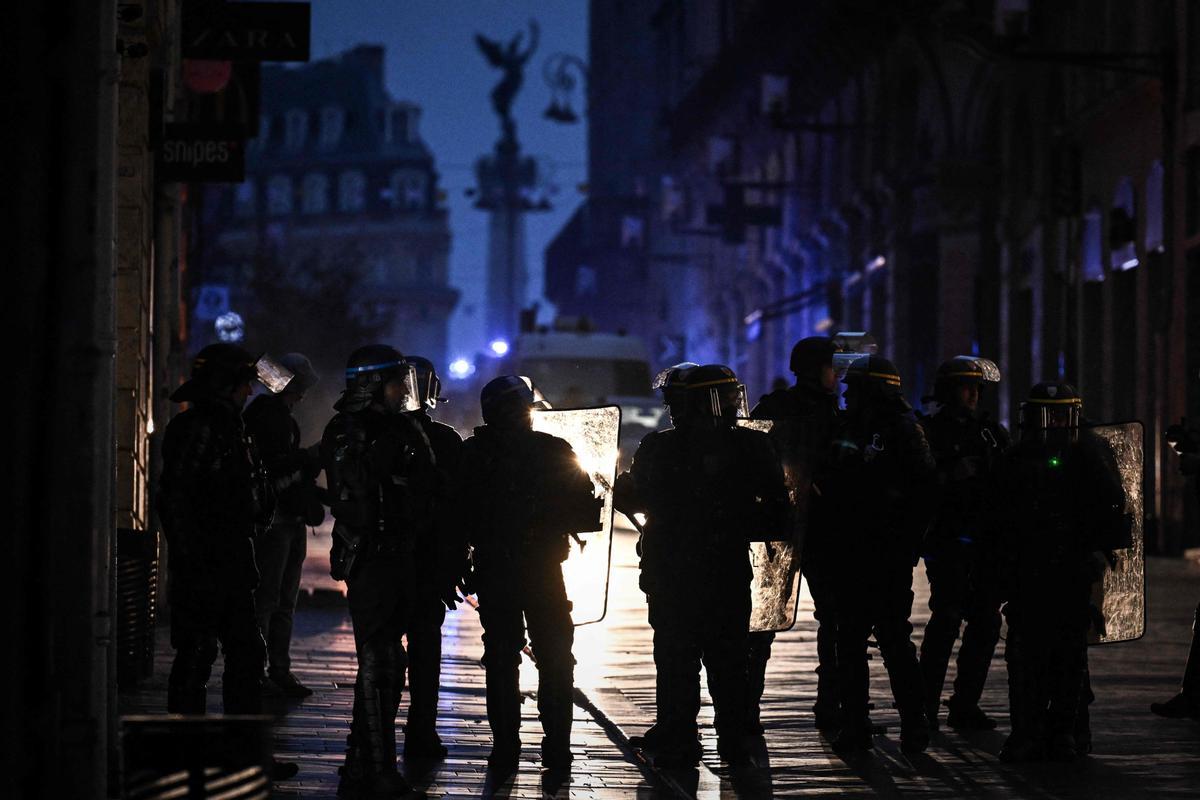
<box><xmin>489</xmin><ymin>339</ymin><xmax>510</xmax><ymax>356</ymax></box>
<box><xmin>448</xmin><ymin>357</ymin><xmax>473</xmax><ymax>379</ymax></box>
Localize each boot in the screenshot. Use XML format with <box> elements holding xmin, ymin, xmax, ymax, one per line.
<box><xmin>945</xmin><ymin>702</ymin><xmax>997</xmax><ymax>731</ymax></box>
<box><xmin>832</xmin><ymin>716</ymin><xmax>873</xmax><ymax>754</ymax></box>
<box><xmin>745</xmin><ymin>631</ymin><xmax>773</xmax><ymax>736</ymax></box>
<box><xmin>357</xmin><ymin>647</ymin><xmax>413</xmax><ymax>798</ymax></box>
<box><xmin>269</xmin><ymin>669</ymin><xmax>314</xmax><ymax>698</ymax></box>
<box><xmin>485</xmin><ymin>655</ymin><xmax>523</xmax><ymax>775</ymax></box>
<box><xmin>899</xmin><ymin>709</ymin><xmax>930</xmax><ymax>755</ymax></box>
<box><xmin>1047</xmin><ymin>732</ymin><xmax>1079</xmax><ymax>762</ymax></box>
<box><xmin>536</xmin><ymin>654</ymin><xmax>575</xmax><ymax>771</ymax></box>
<box><xmin>999</xmin><ymin>733</ymin><xmax>1045</xmax><ymax>763</ymax></box>
<box><xmin>1153</xmin><ymin>603</ymin><xmax>1200</xmax><ymax>719</ymax></box>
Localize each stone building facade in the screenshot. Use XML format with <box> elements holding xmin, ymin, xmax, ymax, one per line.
<box><xmin>191</xmin><ymin>45</ymin><xmax>457</xmax><ymax>372</ymax></box>
<box><xmin>548</xmin><ymin>0</ymin><xmax>1200</xmax><ymax>551</ymax></box>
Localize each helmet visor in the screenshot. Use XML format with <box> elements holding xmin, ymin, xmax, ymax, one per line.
<box><xmin>835</xmin><ymin>353</ymin><xmax>871</xmax><ymax>380</ymax></box>
<box><xmin>951</xmin><ymin>355</ymin><xmax>1001</xmax><ymax>384</ymax></box>
<box><xmin>519</xmin><ymin>375</ymin><xmax>553</xmax><ymax>410</ymax></box>
<box><xmin>255</xmin><ymin>354</ymin><xmax>295</xmax><ymax>394</ymax></box>
<box><xmin>387</xmin><ymin>364</ymin><xmax>422</xmax><ymax>412</ymax></box>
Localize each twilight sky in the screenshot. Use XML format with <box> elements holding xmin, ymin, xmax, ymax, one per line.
<box><xmin>306</xmin><ymin>0</ymin><xmax>589</xmax><ymax>367</ymax></box>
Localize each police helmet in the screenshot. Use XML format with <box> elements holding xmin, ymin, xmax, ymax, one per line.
<box><xmin>685</xmin><ymin>364</ymin><xmax>746</xmax><ymax>421</ymax></box>
<box><xmin>789</xmin><ymin>337</ymin><xmax>837</xmax><ymax>379</ymax></box>
<box><xmin>930</xmin><ymin>355</ymin><xmax>1001</xmax><ymax>404</ymax></box>
<box><xmin>406</xmin><ymin>355</ymin><xmax>444</xmax><ymax>411</ymax></box>
<box><xmin>170</xmin><ymin>343</ymin><xmax>258</xmax><ymax>403</ymax></box>
<box><xmin>841</xmin><ymin>354</ymin><xmax>903</xmax><ymax>398</ymax></box>
<box><xmin>480</xmin><ymin>375</ymin><xmax>550</xmax><ymax>425</ymax></box>
<box><xmin>1019</xmin><ymin>382</ymin><xmax>1082</xmax><ymax>431</ymax></box>
<box><xmin>337</xmin><ymin>344</ymin><xmax>419</xmax><ymax>413</ymax></box>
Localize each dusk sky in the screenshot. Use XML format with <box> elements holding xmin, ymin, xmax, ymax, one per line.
<box><xmin>307</xmin><ymin>0</ymin><xmax>589</xmax><ymax>365</ymax></box>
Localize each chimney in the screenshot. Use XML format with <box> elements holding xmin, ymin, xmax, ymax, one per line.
<box><xmin>344</xmin><ymin>44</ymin><xmax>385</xmax><ymax>83</ymax></box>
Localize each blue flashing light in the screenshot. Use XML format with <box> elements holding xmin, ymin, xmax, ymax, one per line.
<box><xmin>489</xmin><ymin>339</ymin><xmax>510</xmax><ymax>357</ymax></box>
<box><xmin>448</xmin><ymin>357</ymin><xmax>473</xmax><ymax>379</ymax></box>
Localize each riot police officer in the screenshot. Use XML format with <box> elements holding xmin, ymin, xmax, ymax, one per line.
<box><xmin>401</xmin><ymin>356</ymin><xmax>463</xmax><ymax>760</ymax></box>
<box><xmin>997</xmin><ymin>383</ymin><xmax>1129</xmax><ymax>762</ymax></box>
<box><xmin>159</xmin><ymin>343</ymin><xmax>299</xmax><ymax>779</ymax></box>
<box><xmin>1152</xmin><ymin>418</ymin><xmax>1200</xmax><ymax>719</ymax></box>
<box><xmin>826</xmin><ymin>355</ymin><xmax>936</xmax><ymax>754</ymax></box>
<box><xmin>620</xmin><ymin>363</ymin><xmax>696</xmax><ymax>753</ymax></box>
<box><xmin>244</xmin><ymin>352</ymin><xmax>323</xmax><ymax>699</ymax></box>
<box><xmin>918</xmin><ymin>356</ymin><xmax>1010</xmax><ymax>731</ymax></box>
<box><xmin>453</xmin><ymin>376</ymin><xmax>600</xmax><ymax>774</ymax></box>
<box><xmin>614</xmin><ymin>365</ymin><xmax>789</xmax><ymax>767</ymax></box>
<box><xmin>746</xmin><ymin>337</ymin><xmax>841</xmax><ymax>733</ymax></box>
<box><xmin>321</xmin><ymin>345</ymin><xmax>435</xmax><ymax>798</ymax></box>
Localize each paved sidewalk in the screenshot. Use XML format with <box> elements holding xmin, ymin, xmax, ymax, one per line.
<box><xmin>120</xmin><ymin>527</ymin><xmax>1200</xmax><ymax>798</ymax></box>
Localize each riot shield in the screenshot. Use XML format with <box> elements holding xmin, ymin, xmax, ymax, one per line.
<box><xmin>1088</xmin><ymin>421</ymin><xmax>1146</xmax><ymax>645</ymax></box>
<box><xmin>531</xmin><ymin>405</ymin><xmax>621</xmax><ymax>626</ymax></box>
<box><xmin>737</xmin><ymin>418</ymin><xmax>808</xmax><ymax>633</ymax></box>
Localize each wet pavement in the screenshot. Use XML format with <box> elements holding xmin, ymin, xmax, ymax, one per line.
<box><xmin>120</xmin><ymin>525</ymin><xmax>1200</xmax><ymax>798</ymax></box>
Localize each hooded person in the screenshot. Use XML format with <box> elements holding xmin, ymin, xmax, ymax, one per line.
<box><xmin>320</xmin><ymin>344</ymin><xmax>435</xmax><ymax>798</ymax></box>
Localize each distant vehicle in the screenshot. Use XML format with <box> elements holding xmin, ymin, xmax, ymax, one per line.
<box><xmin>495</xmin><ymin>319</ymin><xmax>666</xmax><ymax>470</ymax></box>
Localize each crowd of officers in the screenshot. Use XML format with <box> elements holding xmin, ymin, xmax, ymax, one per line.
<box><xmin>157</xmin><ymin>332</ymin><xmax>1144</xmax><ymax>798</ymax></box>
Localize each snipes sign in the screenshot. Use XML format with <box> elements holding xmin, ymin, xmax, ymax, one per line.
<box><xmin>157</xmin><ymin>125</ymin><xmax>245</xmax><ymax>183</ymax></box>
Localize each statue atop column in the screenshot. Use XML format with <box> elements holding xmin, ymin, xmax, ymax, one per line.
<box><xmin>475</xmin><ymin>20</ymin><xmax>539</xmax><ymax>145</ymax></box>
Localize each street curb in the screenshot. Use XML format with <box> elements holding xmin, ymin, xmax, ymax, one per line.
<box><xmin>572</xmin><ymin>686</ymin><xmax>696</xmax><ymax>799</ymax></box>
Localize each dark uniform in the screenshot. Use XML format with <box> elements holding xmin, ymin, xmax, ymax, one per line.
<box><xmin>453</xmin><ymin>375</ymin><xmax>600</xmax><ymax>773</ymax></box>
<box><xmin>918</xmin><ymin>356</ymin><xmax>1010</xmax><ymax>731</ymax></box>
<box><xmin>1153</xmin><ymin>422</ymin><xmax>1200</xmax><ymax>719</ymax></box>
<box><xmin>159</xmin><ymin>344</ymin><xmax>269</xmax><ymax>716</ymax></box>
<box><xmin>322</xmin><ymin>345</ymin><xmax>434</xmax><ymax>797</ymax></box>
<box><xmin>403</xmin><ymin>355</ymin><xmax>464</xmax><ymax>759</ymax></box>
<box><xmin>244</xmin><ymin>356</ymin><xmax>324</xmax><ymax>696</ymax></box>
<box><xmin>746</xmin><ymin>337</ymin><xmax>841</xmax><ymax>732</ymax></box>
<box><xmin>827</xmin><ymin>355</ymin><xmax>936</xmax><ymax>754</ymax></box>
<box><xmin>616</xmin><ymin>364</ymin><xmax>789</xmax><ymax>766</ymax></box>
<box><xmin>998</xmin><ymin>383</ymin><xmax>1128</xmax><ymax>762</ymax></box>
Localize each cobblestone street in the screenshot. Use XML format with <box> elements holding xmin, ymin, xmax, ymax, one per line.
<box><xmin>121</xmin><ymin>527</ymin><xmax>1200</xmax><ymax>798</ymax></box>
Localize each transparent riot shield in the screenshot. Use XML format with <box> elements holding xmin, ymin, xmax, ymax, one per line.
<box><xmin>1088</xmin><ymin>421</ymin><xmax>1146</xmax><ymax>645</ymax></box>
<box><xmin>738</xmin><ymin>418</ymin><xmax>808</xmax><ymax>633</ymax></box>
<box><xmin>531</xmin><ymin>406</ymin><xmax>621</xmax><ymax>626</ymax></box>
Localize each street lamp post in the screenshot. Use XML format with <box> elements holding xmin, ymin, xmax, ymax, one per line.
<box><xmin>542</xmin><ymin>53</ymin><xmax>588</xmax><ymax>124</ymax></box>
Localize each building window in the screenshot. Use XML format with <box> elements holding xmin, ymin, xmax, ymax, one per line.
<box><xmin>233</xmin><ymin>180</ymin><xmax>256</xmax><ymax>218</ymax></box>
<box><xmin>302</xmin><ymin>173</ymin><xmax>329</xmax><ymax>215</ymax></box>
<box><xmin>389</xmin><ymin>170</ymin><xmax>426</xmax><ymax>210</ymax></box>
<box><xmin>319</xmin><ymin>106</ymin><xmax>344</xmax><ymax>149</ymax></box>
<box><xmin>285</xmin><ymin>109</ymin><xmax>308</xmax><ymax>150</ymax></box>
<box><xmin>267</xmin><ymin>175</ymin><xmax>293</xmax><ymax>216</ymax></box>
<box><xmin>339</xmin><ymin>170</ymin><xmax>366</xmax><ymax>212</ymax></box>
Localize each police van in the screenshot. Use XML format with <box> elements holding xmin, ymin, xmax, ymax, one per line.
<box><xmin>494</xmin><ymin>319</ymin><xmax>665</xmax><ymax>471</ymax></box>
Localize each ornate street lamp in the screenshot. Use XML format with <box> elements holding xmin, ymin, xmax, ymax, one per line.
<box><xmin>542</xmin><ymin>53</ymin><xmax>588</xmax><ymax>124</ymax></box>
